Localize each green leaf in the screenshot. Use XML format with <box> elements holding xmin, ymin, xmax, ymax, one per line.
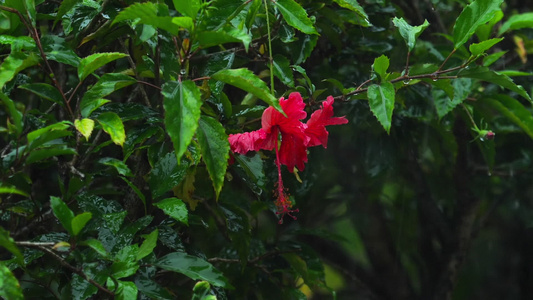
<box><xmin>196</xmin><ymin>116</ymin><xmax>229</xmax><ymax>200</ymax></box>
<box><xmin>0</xmin><ymin>261</ymin><xmax>23</xmax><ymax>300</ymax></box>
<box><xmin>498</xmin><ymin>12</ymin><xmax>533</xmax><ymax>36</ymax></box>
<box><xmin>113</xmin><ymin>2</ymin><xmax>189</xmax><ymax>34</ymax></box>
<box><xmin>332</xmin><ymin>0</ymin><xmax>369</xmax><ymax>21</ymax></box>
<box><xmin>0</xmin><ymin>92</ymin><xmax>22</xmax><ymax>136</ymax></box>
<box><xmin>273</xmin><ymin>54</ymin><xmax>294</xmax><ymax>87</ymax></box>
<box><xmin>149</xmin><ymin>152</ymin><xmax>188</xmax><ymax>199</ymax></box>
<box><xmin>368</xmin><ymin>82</ymin><xmax>395</xmax><ymax>134</ymax></box>
<box><xmin>196</xmin><ymin>26</ymin><xmax>251</xmax><ymax>52</ymax></box>
<box><xmin>275</xmin><ymin>0</ymin><xmax>318</xmax><ymax>35</ymax></box>
<box><xmin>469</xmin><ymin>38</ymin><xmax>504</xmax><ymax>56</ymax></box>
<box><xmin>81</xmin><ymin>98</ymin><xmax>110</xmax><ymax>118</ymax></box>
<box><xmin>0</xmin><ymin>35</ymin><xmax>36</xmax><ymax>50</ymax></box>
<box><xmin>0</xmin><ymin>51</ymin><xmax>39</xmax><ymax>89</ymax></box>
<box><xmin>74</xmin><ymin>118</ymin><xmax>95</xmax><ymax>141</ymax></box>
<box><xmin>211</xmin><ymin>68</ymin><xmax>283</xmax><ymax>114</ymax></box>
<box><xmin>137</xmin><ymin>229</ymin><xmax>158</xmax><ymax>261</ymax></box>
<box><xmin>81</xmin><ymin>73</ymin><xmax>136</xmax><ymax>117</ymax></box>
<box><xmin>99</xmin><ymin>157</ymin><xmax>133</xmax><ymax>177</ymax></box>
<box><xmin>56</xmin><ymin>0</ymin><xmax>82</xmax><ymax>23</ymax></box>
<box><xmin>0</xmin><ymin>186</ymin><xmax>29</xmax><ymax>197</ymax></box>
<box><xmin>154</xmin><ymin>198</ymin><xmax>188</xmax><ymax>225</ymax></box>
<box><xmin>458</xmin><ymin>66</ymin><xmax>531</xmax><ymax>101</ymax></box>
<box><xmin>392</xmin><ymin>17</ymin><xmax>429</xmax><ymax>52</ymax></box>
<box><xmin>433</xmin><ymin>78</ymin><xmax>473</xmax><ymax>119</ymax></box>
<box><xmin>71</xmin><ymin>212</ymin><xmax>92</xmax><ymax>236</ymax></box>
<box><xmin>452</xmin><ymin>0</ymin><xmax>503</xmax><ymax>49</ymax></box>
<box><xmin>42</xmin><ymin>35</ymin><xmax>81</xmax><ymax>67</ymax></box>
<box><xmin>96</xmin><ymin>112</ymin><xmax>126</xmax><ymax>146</ymax></box>
<box><xmin>22</xmin><ymin>0</ymin><xmax>36</xmax><ymax>26</ymax></box>
<box><xmin>115</xmin><ymin>281</ymin><xmax>138</xmax><ymax>300</ymax></box>
<box><xmin>173</xmin><ymin>0</ymin><xmax>201</xmax><ymax>19</ymax></box>
<box><xmin>26</xmin><ymin>121</ymin><xmax>72</xmax><ymax>151</ymax></box>
<box><xmin>111</xmin><ymin>245</ymin><xmax>140</xmax><ymax>279</ymax></box>
<box><xmin>0</xmin><ymin>227</ymin><xmax>24</xmax><ymax>265</ymax></box>
<box><xmin>80</xmin><ymin>238</ymin><xmax>108</xmax><ymax>257</ymax></box>
<box><xmin>483</xmin><ymin>95</ymin><xmax>533</xmax><ymax>139</ymax></box>
<box><xmin>120</xmin><ymin>176</ymin><xmax>147</xmax><ymax>214</ymax></box>
<box><xmin>19</xmin><ymin>83</ymin><xmax>64</xmax><ymax>106</ymax></box>
<box><xmin>162</xmin><ymin>80</ymin><xmax>202</xmax><ymax>162</ymax></box>
<box><xmin>372</xmin><ymin>55</ymin><xmax>389</xmax><ymax>81</ymax></box>
<box><xmin>78</xmin><ymin>52</ymin><xmax>128</xmax><ymax>81</ymax></box>
<box><xmin>192</xmin><ymin>281</ymin><xmax>212</xmax><ymax>300</ymax></box>
<box><xmin>50</xmin><ymin>196</ymin><xmax>75</xmax><ymax>235</ymax></box>
<box><xmin>155</xmin><ymin>252</ymin><xmax>232</xmax><ymax>288</ymax></box>
<box><xmin>25</xmin><ymin>145</ymin><xmax>77</xmax><ymax>164</ymax></box>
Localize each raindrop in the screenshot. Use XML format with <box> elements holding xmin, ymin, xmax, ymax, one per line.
<box><xmin>487</xmin><ymin>171</ymin><xmax>492</xmax><ymax>176</ymax></box>
<box><xmin>180</xmin><ymin>69</ymin><xmax>187</xmax><ymax>75</ymax></box>
<box><xmin>403</xmin><ymin>79</ymin><xmax>411</xmax><ymax>85</ymax></box>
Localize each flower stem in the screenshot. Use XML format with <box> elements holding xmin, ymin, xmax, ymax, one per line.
<box><xmin>264</xmin><ymin>0</ymin><xmax>275</xmax><ymax>95</ymax></box>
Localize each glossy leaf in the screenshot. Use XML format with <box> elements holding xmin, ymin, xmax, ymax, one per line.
<box><xmin>74</xmin><ymin>118</ymin><xmax>95</xmax><ymax>141</ymax></box>
<box><xmin>498</xmin><ymin>12</ymin><xmax>533</xmax><ymax>36</ymax></box>
<box><xmin>25</xmin><ymin>146</ymin><xmax>77</xmax><ymax>164</ymax></box>
<box><xmin>392</xmin><ymin>17</ymin><xmax>429</xmax><ymax>51</ymax></box>
<box><xmin>26</xmin><ymin>121</ymin><xmax>71</xmax><ymax>149</ymax></box>
<box><xmin>273</xmin><ymin>54</ymin><xmax>294</xmax><ymax>87</ymax></box>
<box><xmin>50</xmin><ymin>196</ymin><xmax>75</xmax><ymax>235</ymax></box>
<box><xmin>458</xmin><ymin>66</ymin><xmax>531</xmax><ymax>101</ymax></box>
<box><xmin>149</xmin><ymin>152</ymin><xmax>188</xmax><ymax>199</ymax></box>
<box><xmin>80</xmin><ymin>73</ymin><xmax>136</xmax><ymax>117</ymax></box>
<box><xmin>78</xmin><ymin>52</ymin><xmax>128</xmax><ymax>81</ymax></box>
<box><xmin>233</xmin><ymin>153</ymin><xmax>266</xmax><ymax>195</ymax></box>
<box><xmin>154</xmin><ymin>197</ymin><xmax>188</xmax><ymax>225</ymax></box>
<box><xmin>19</xmin><ymin>83</ymin><xmax>64</xmax><ymax>105</ymax></box>
<box><xmin>275</xmin><ymin>0</ymin><xmax>318</xmax><ymax>35</ymax></box>
<box><xmin>155</xmin><ymin>252</ymin><xmax>232</xmax><ymax>288</ymax></box>
<box><xmin>0</xmin><ymin>51</ymin><xmax>39</xmax><ymax>89</ymax></box>
<box><xmin>452</xmin><ymin>0</ymin><xmax>503</xmax><ymax>49</ymax></box>
<box><xmin>0</xmin><ymin>186</ymin><xmax>29</xmax><ymax>197</ymax></box>
<box><xmin>115</xmin><ymin>281</ymin><xmax>138</xmax><ymax>300</ymax></box>
<box><xmin>173</xmin><ymin>0</ymin><xmax>201</xmax><ymax>19</ymax></box>
<box><xmin>42</xmin><ymin>35</ymin><xmax>81</xmax><ymax>67</ymax></box>
<box><xmin>96</xmin><ymin>112</ymin><xmax>126</xmax><ymax>146</ymax></box>
<box><xmin>368</xmin><ymin>82</ymin><xmax>395</xmax><ymax>134</ymax></box>
<box><xmin>332</xmin><ymin>0</ymin><xmax>368</xmax><ymax>21</ymax></box>
<box><xmin>483</xmin><ymin>95</ymin><xmax>533</xmax><ymax>139</ymax></box>
<box><xmin>196</xmin><ymin>26</ymin><xmax>251</xmax><ymax>52</ymax></box>
<box><xmin>192</xmin><ymin>281</ymin><xmax>212</xmax><ymax>300</ymax></box>
<box><xmin>0</xmin><ymin>261</ymin><xmax>23</xmax><ymax>300</ymax></box>
<box><xmin>162</xmin><ymin>80</ymin><xmax>202</xmax><ymax>162</ymax></box>
<box><xmin>0</xmin><ymin>227</ymin><xmax>24</xmax><ymax>265</ymax></box>
<box><xmin>81</xmin><ymin>99</ymin><xmax>110</xmax><ymax>118</ymax></box>
<box><xmin>56</xmin><ymin>0</ymin><xmax>81</xmax><ymax>22</ymax></box>
<box><xmin>137</xmin><ymin>229</ymin><xmax>158</xmax><ymax>261</ymax></box>
<box><xmin>433</xmin><ymin>78</ymin><xmax>472</xmax><ymax>119</ymax></box>
<box><xmin>113</xmin><ymin>2</ymin><xmax>189</xmax><ymax>34</ymax></box>
<box><xmin>211</xmin><ymin>68</ymin><xmax>283</xmax><ymax>114</ymax></box>
<box><xmin>80</xmin><ymin>238</ymin><xmax>108</xmax><ymax>257</ymax></box>
<box><xmin>196</xmin><ymin>116</ymin><xmax>229</xmax><ymax>200</ymax></box>
<box><xmin>71</xmin><ymin>212</ymin><xmax>92</xmax><ymax>236</ymax></box>
<box><xmin>469</xmin><ymin>38</ymin><xmax>504</xmax><ymax>56</ymax></box>
<box><xmin>99</xmin><ymin>157</ymin><xmax>133</xmax><ymax>177</ymax></box>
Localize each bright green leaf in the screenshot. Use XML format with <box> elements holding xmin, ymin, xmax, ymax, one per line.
<box><xmin>392</xmin><ymin>17</ymin><xmax>429</xmax><ymax>52</ymax></box>
<box><xmin>115</xmin><ymin>281</ymin><xmax>138</xmax><ymax>300</ymax></box>
<box><xmin>137</xmin><ymin>229</ymin><xmax>158</xmax><ymax>261</ymax></box>
<box><xmin>452</xmin><ymin>0</ymin><xmax>503</xmax><ymax>49</ymax></box>
<box><xmin>113</xmin><ymin>2</ymin><xmax>188</xmax><ymax>34</ymax></box>
<box><xmin>154</xmin><ymin>198</ymin><xmax>188</xmax><ymax>225</ymax></box>
<box><xmin>74</xmin><ymin>118</ymin><xmax>95</xmax><ymax>141</ymax></box>
<box><xmin>78</xmin><ymin>52</ymin><xmax>128</xmax><ymax>81</ymax></box>
<box><xmin>173</xmin><ymin>0</ymin><xmax>201</xmax><ymax>19</ymax></box>
<box><xmin>192</xmin><ymin>281</ymin><xmax>212</xmax><ymax>300</ymax></box>
<box><xmin>469</xmin><ymin>38</ymin><xmax>504</xmax><ymax>56</ymax></box>
<box><xmin>155</xmin><ymin>252</ymin><xmax>232</xmax><ymax>288</ymax></box>
<box><xmin>368</xmin><ymin>82</ymin><xmax>395</xmax><ymax>134</ymax></box>
<box><xmin>50</xmin><ymin>196</ymin><xmax>75</xmax><ymax>235</ymax></box>
<box><xmin>0</xmin><ymin>261</ymin><xmax>23</xmax><ymax>300</ymax></box>
<box><xmin>196</xmin><ymin>26</ymin><xmax>251</xmax><ymax>52</ymax></box>
<box><xmin>22</xmin><ymin>0</ymin><xmax>36</xmax><ymax>26</ymax></box>
<box><xmin>26</xmin><ymin>121</ymin><xmax>72</xmax><ymax>151</ymax></box>
<box><xmin>458</xmin><ymin>66</ymin><xmax>531</xmax><ymax>101</ymax></box>
<box><xmin>162</xmin><ymin>80</ymin><xmax>202</xmax><ymax>163</ymax></box>
<box><xmin>211</xmin><ymin>68</ymin><xmax>283</xmax><ymax>114</ymax></box>
<box><xmin>96</xmin><ymin>112</ymin><xmax>126</xmax><ymax>146</ymax></box>
<box><xmin>196</xmin><ymin>116</ymin><xmax>230</xmax><ymax>200</ymax></box>
<box><xmin>71</xmin><ymin>212</ymin><xmax>92</xmax><ymax>236</ymax></box>
<box><xmin>275</xmin><ymin>0</ymin><xmax>318</xmax><ymax>35</ymax></box>
<box><xmin>332</xmin><ymin>0</ymin><xmax>369</xmax><ymax>21</ymax></box>
<box><xmin>25</xmin><ymin>145</ymin><xmax>77</xmax><ymax>164</ymax></box>
<box><xmin>372</xmin><ymin>55</ymin><xmax>389</xmax><ymax>81</ymax></box>
<box><xmin>80</xmin><ymin>238</ymin><xmax>108</xmax><ymax>257</ymax></box>
<box><xmin>498</xmin><ymin>12</ymin><xmax>533</xmax><ymax>36</ymax></box>
<box><xmin>81</xmin><ymin>98</ymin><xmax>110</xmax><ymax>118</ymax></box>
<box><xmin>0</xmin><ymin>186</ymin><xmax>29</xmax><ymax>197</ymax></box>
<box><xmin>0</xmin><ymin>51</ymin><xmax>39</xmax><ymax>89</ymax></box>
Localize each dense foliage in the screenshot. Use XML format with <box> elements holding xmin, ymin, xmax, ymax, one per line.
<box><xmin>1</xmin><ymin>0</ymin><xmax>533</xmax><ymax>299</ymax></box>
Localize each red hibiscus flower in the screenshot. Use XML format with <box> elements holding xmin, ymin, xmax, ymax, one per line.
<box><xmin>228</xmin><ymin>92</ymin><xmax>347</xmax><ymax>223</ymax></box>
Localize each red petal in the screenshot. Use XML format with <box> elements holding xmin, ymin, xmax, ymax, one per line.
<box><xmin>305</xmin><ymin>96</ymin><xmax>348</xmax><ymax>148</ymax></box>
<box><xmin>279</xmin><ymin>131</ymin><xmax>308</xmax><ymax>172</ymax></box>
<box><xmin>228</xmin><ymin>129</ymin><xmax>268</xmax><ymax>154</ymax></box>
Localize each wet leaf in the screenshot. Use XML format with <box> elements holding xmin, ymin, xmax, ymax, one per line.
<box><xmin>154</xmin><ymin>197</ymin><xmax>188</xmax><ymax>225</ymax></box>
